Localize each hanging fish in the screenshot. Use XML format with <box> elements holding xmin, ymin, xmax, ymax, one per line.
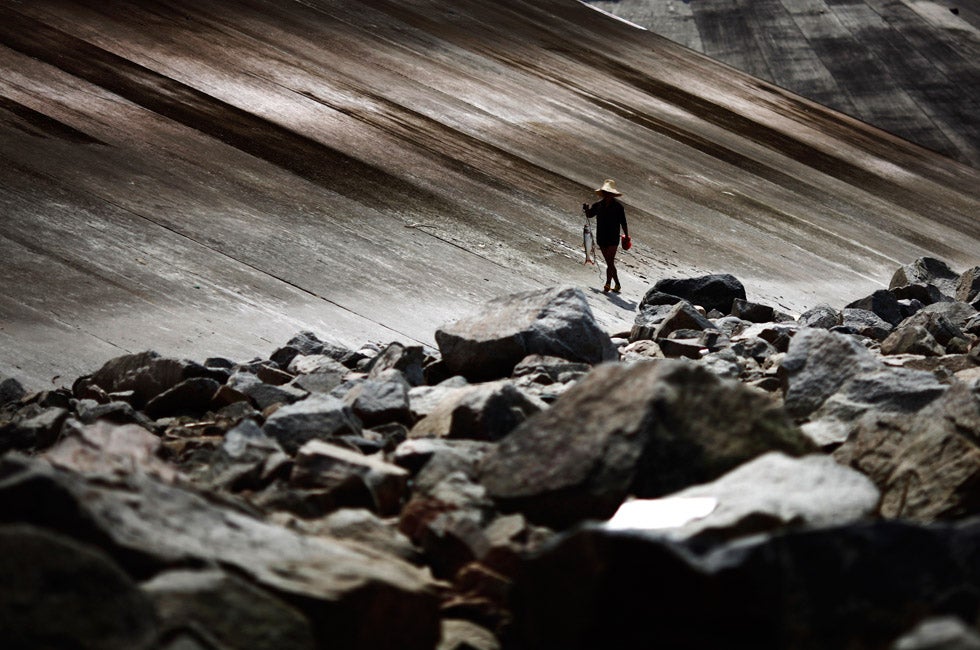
<box><xmin>583</xmin><ymin>221</ymin><xmax>596</xmax><ymax>265</ymax></box>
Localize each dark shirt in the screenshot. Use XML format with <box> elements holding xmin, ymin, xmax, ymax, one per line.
<box><xmin>586</xmin><ymin>198</ymin><xmax>628</xmax><ymax>247</ymax></box>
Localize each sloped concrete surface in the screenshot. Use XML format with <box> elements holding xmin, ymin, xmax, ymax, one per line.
<box><xmin>588</xmin><ymin>0</ymin><xmax>980</xmax><ymax>167</ymax></box>
<box><xmin>0</xmin><ymin>0</ymin><xmax>977</xmax><ymax>390</ymax></box>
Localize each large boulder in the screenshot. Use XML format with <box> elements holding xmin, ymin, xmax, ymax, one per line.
<box><xmin>834</xmin><ymin>382</ymin><xmax>980</xmax><ymax>521</ymax></box>
<box><xmin>890</xmin><ymin>257</ymin><xmax>961</xmax><ymax>298</ymax></box>
<box><xmin>478</xmin><ymin>360</ymin><xmax>813</xmax><ymax>529</ymax></box>
<box><xmin>798</xmin><ymin>304</ymin><xmax>842</xmax><ymax>329</ymax></box>
<box><xmin>651</xmin><ymin>274</ymin><xmax>746</xmax><ymax>314</ymax></box>
<box><xmin>616</xmin><ymin>452</ymin><xmax>880</xmax><ymax>545</ymax></box>
<box><xmin>779</xmin><ymin>329</ymin><xmax>882</xmax><ymax>419</ymax></box>
<box><xmin>0</xmin><ymin>524</ymin><xmax>158</xmax><ymax>650</ymax></box>
<box><xmin>0</xmin><ymin>455</ymin><xmax>440</xmax><ymax>650</ymax></box>
<box><xmin>802</xmin><ymin>367</ymin><xmax>948</xmax><ymax>448</ymax></box>
<box><xmin>510</xmin><ymin>517</ymin><xmax>980</xmax><ymax>649</ymax></box>
<box><xmin>956</xmin><ymin>267</ymin><xmax>980</xmax><ymax>304</ymax></box>
<box><xmin>435</xmin><ymin>286</ymin><xmax>617</xmax><ymax>381</ymax></box>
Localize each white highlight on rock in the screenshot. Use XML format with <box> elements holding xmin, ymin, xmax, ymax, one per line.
<box><xmin>605</xmin><ymin>496</ymin><xmax>717</xmax><ymax>531</ymax></box>
<box><xmin>578</xmin><ymin>1</ymin><xmax>648</xmax><ymax>31</ymax></box>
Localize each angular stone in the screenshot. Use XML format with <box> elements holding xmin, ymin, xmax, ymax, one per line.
<box><xmin>435</xmin><ymin>286</ymin><xmax>617</xmax><ymax>382</ymax></box>
<box><xmin>881</xmin><ymin>325</ymin><xmax>945</xmax><ymax>357</ymax></box>
<box><xmin>890</xmin><ymin>257</ymin><xmax>960</xmax><ymax>298</ymax></box>
<box><xmin>198</xmin><ymin>419</ymin><xmax>290</xmax><ymax>491</ymax></box>
<box><xmin>143</xmin><ymin>568</ymin><xmax>315</xmax><ymax>650</ymax></box>
<box><xmin>84</xmin><ymin>351</ymin><xmax>212</xmax><ymax>408</ymax></box>
<box><xmin>228</xmin><ymin>372</ymin><xmax>308</xmax><ymax>410</ymax></box>
<box><xmin>479</xmin><ymin>360</ymin><xmax>813</xmax><ymax>529</ymax></box>
<box><xmin>652</xmin><ymin>274</ymin><xmax>746</xmax><ymax>314</ymax></box>
<box><xmin>630</xmin><ymin>302</ymin><xmax>679</xmax><ymax>342</ymax></box>
<box><xmin>288</xmin><ymin>354</ymin><xmax>351</xmax><ymax>395</ymax></box>
<box><xmin>0</xmin><ymin>406</ymin><xmax>69</xmax><ymax>452</ymax></box>
<box><xmin>841</xmin><ymin>308</ymin><xmax>893</xmax><ymax>341</ymax></box>
<box><xmin>439</xmin><ymin>619</ymin><xmax>501</xmax><ymax>650</ymax></box>
<box><xmin>144</xmin><ymin>377</ymin><xmax>222</xmax><ymax>420</ymax></box>
<box><xmin>648</xmin><ymin>301</ymin><xmax>717</xmax><ymax>341</ymax></box>
<box><xmin>0</xmin><ymin>455</ymin><xmax>440</xmax><ymax>650</ymax></box>
<box><xmin>368</xmin><ymin>342</ymin><xmax>425</xmax><ymax>387</ymax></box>
<box><xmin>512</xmin><ymin>354</ymin><xmax>591</xmax><ymax>384</ymax></box>
<box><xmin>657</xmin><ymin>338</ymin><xmax>704</xmax><ymax>360</ymax></box>
<box><xmin>409</xmin><ymin>381</ymin><xmax>544</xmax><ymax>442</ymax></box>
<box><xmin>291</xmin><ymin>440</ymin><xmax>409</xmax><ymax>516</ymax></box>
<box><xmin>731</xmin><ymin>298</ymin><xmax>775</xmax><ymax>323</ymax></box>
<box><xmin>310</xmin><ymin>508</ymin><xmax>420</xmax><ymax>563</ymax></box>
<box><xmin>798</xmin><ymin>304</ymin><xmax>842</xmax><ymax>329</ymax></box>
<box><xmin>846</xmin><ymin>289</ymin><xmax>904</xmax><ymax>327</ymax></box>
<box><xmin>343</xmin><ymin>372</ymin><xmax>412</xmax><ymax>428</ymax></box>
<box><xmin>780</xmin><ymin>329</ymin><xmax>882</xmax><ymax>419</ymax></box>
<box><xmin>834</xmin><ymin>382</ymin><xmax>980</xmax><ymax>521</ymax></box>
<box><xmin>0</xmin><ymin>524</ymin><xmax>157</xmax><ymax>650</ymax></box>
<box><xmin>269</xmin><ymin>330</ymin><xmax>351</xmax><ymax>369</ymax></box>
<box><xmin>892</xmin><ymin>282</ymin><xmax>948</xmax><ymax>306</ymax></box>
<box><xmin>393</xmin><ymin>438</ymin><xmax>495</xmax><ymax>495</ymax></box>
<box><xmin>262</xmin><ymin>394</ymin><xmax>361</xmax><ymax>454</ymax></box>
<box><xmin>637</xmin><ymin>289</ymin><xmax>685</xmax><ymax>310</ymax></box>
<box><xmin>920</xmin><ymin>301</ymin><xmax>979</xmax><ymax>329</ymax></box>
<box><xmin>0</xmin><ymin>376</ymin><xmax>26</xmax><ymax>407</ymax></box>
<box><xmin>44</xmin><ymin>420</ymin><xmax>179</xmax><ymax>482</ymax></box>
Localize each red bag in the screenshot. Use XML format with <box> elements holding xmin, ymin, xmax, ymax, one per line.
<box><xmin>621</xmin><ymin>235</ymin><xmax>632</xmax><ymax>250</ymax></box>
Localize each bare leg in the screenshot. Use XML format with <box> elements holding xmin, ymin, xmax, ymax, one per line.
<box><xmin>600</xmin><ymin>245</ymin><xmax>619</xmax><ymax>290</ymax></box>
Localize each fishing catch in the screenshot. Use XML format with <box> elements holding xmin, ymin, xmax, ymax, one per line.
<box><xmin>583</xmin><ymin>221</ymin><xmax>596</xmax><ymax>265</ymax></box>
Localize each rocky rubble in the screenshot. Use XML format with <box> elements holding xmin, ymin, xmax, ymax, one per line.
<box><xmin>1</xmin><ymin>260</ymin><xmax>979</xmax><ymax>649</ymax></box>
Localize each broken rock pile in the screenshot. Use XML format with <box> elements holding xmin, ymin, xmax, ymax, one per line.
<box><xmin>1</xmin><ymin>264</ymin><xmax>979</xmax><ymax>649</ymax></box>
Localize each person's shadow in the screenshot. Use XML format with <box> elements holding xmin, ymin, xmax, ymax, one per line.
<box><xmin>588</xmin><ymin>287</ymin><xmax>637</xmax><ymax>311</ymax></box>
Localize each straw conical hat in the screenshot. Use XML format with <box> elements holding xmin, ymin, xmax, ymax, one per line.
<box><xmin>595</xmin><ymin>179</ymin><xmax>622</xmax><ymax>196</ymax></box>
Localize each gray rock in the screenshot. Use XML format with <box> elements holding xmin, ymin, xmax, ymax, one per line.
<box><xmin>730</xmin><ymin>336</ymin><xmax>778</xmax><ymax>364</ymax></box>
<box><xmin>780</xmin><ymin>329</ymin><xmax>882</xmax><ymax>419</ymax></box>
<box><xmin>0</xmin><ymin>524</ymin><xmax>157</xmax><ymax>650</ymax></box>
<box><xmin>76</xmin><ymin>400</ymin><xmax>156</xmax><ymax>428</ymax></box>
<box><xmin>921</xmin><ymin>301</ymin><xmax>979</xmax><ymax>329</ymax></box>
<box><xmin>43</xmin><ymin>420</ymin><xmax>179</xmax><ymax>482</ymax></box>
<box><xmin>798</xmin><ymin>303</ymin><xmax>842</xmax><ymax>329</ymax></box>
<box><xmin>892</xmin><ymin>283</ymin><xmax>949</xmax><ymax>306</ymax></box>
<box><xmin>657</xmin><ymin>337</ymin><xmax>705</xmax><ymax>360</ymax></box>
<box><xmin>144</xmin><ymin>377</ymin><xmax>222</xmax><ymax>419</ymax></box>
<box><xmin>512</xmin><ymin>354</ymin><xmax>591</xmax><ymax>384</ymax></box>
<box><xmin>407</xmin><ymin>381</ymin><xmax>470</xmax><ymax>421</ymax></box>
<box><xmin>201</xmin><ymin>419</ymin><xmax>290</xmax><ymax>491</ymax></box>
<box><xmin>891</xmin><ymin>617</ymin><xmax>980</xmax><ymax>650</ymax></box>
<box><xmin>393</xmin><ymin>438</ymin><xmax>495</xmax><ymax>495</ymax></box>
<box><xmin>228</xmin><ymin>372</ymin><xmax>308</xmax><ymax>410</ymax></box>
<box><xmin>0</xmin><ymin>455</ymin><xmax>440</xmax><ymax>650</ymax></box>
<box><xmin>881</xmin><ymin>325</ymin><xmax>946</xmax><ymax>357</ymax></box>
<box><xmin>637</xmin><ymin>288</ymin><xmax>685</xmax><ymax>309</ymax></box>
<box><xmin>291</xmin><ymin>440</ymin><xmax>409</xmax><ymax>516</ymax></box>
<box><xmin>0</xmin><ymin>376</ymin><xmax>26</xmax><ymax>407</ymax></box>
<box><xmin>890</xmin><ymin>257</ymin><xmax>961</xmax><ymax>298</ymax></box>
<box><xmin>638</xmin><ymin>452</ymin><xmax>880</xmax><ymax>544</ymax></box>
<box><xmin>646</xmin><ymin>301</ymin><xmax>717</xmax><ymax>342</ymax></box>
<box><xmin>409</xmin><ymin>381</ymin><xmax>544</xmax><ymax>442</ymax></box>
<box><xmin>262</xmin><ymin>393</ymin><xmax>362</xmax><ymax>454</ymax></box>
<box><xmin>287</xmin><ymin>354</ymin><xmax>351</xmax><ymax>394</ymax></box>
<box><xmin>629</xmin><ymin>302</ymin><xmax>678</xmax><ymax>341</ymax></box>
<box><xmin>368</xmin><ymin>342</ymin><xmax>426</xmax><ymax>387</ymax></box>
<box><xmin>846</xmin><ymin>289</ymin><xmax>904</xmax><ymax>326</ymax></box>
<box><xmin>0</xmin><ymin>406</ymin><xmax>69</xmax><ymax>452</ymax></box>
<box><xmin>83</xmin><ymin>351</ymin><xmax>211</xmax><ymax>408</ymax></box>
<box><xmin>731</xmin><ymin>298</ymin><xmax>775</xmax><ymax>323</ymax></box>
<box><xmin>652</xmin><ymin>274</ymin><xmax>747</xmax><ymax>314</ymax></box>
<box><xmin>479</xmin><ymin>359</ymin><xmax>813</xmax><ymax>529</ymax></box>
<box><xmin>312</xmin><ymin>508</ymin><xmax>420</xmax><ymax>563</ymax></box>
<box><xmin>344</xmin><ymin>372</ymin><xmax>412</xmax><ymax>428</ymax></box>
<box><xmin>957</xmin><ymin>267</ymin><xmax>980</xmax><ymax>304</ymax></box>
<box><xmin>842</xmin><ymin>308</ymin><xmax>893</xmax><ymax>341</ymax></box>
<box><xmin>143</xmin><ymin>568</ymin><xmax>315</xmax><ymax>650</ymax></box>
<box><xmin>802</xmin><ymin>368</ymin><xmax>949</xmax><ymax>450</ymax></box>
<box><xmin>834</xmin><ymin>381</ymin><xmax>980</xmax><ymax>521</ymax></box>
<box><xmin>435</xmin><ymin>286</ymin><xmax>617</xmax><ymax>381</ymax></box>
